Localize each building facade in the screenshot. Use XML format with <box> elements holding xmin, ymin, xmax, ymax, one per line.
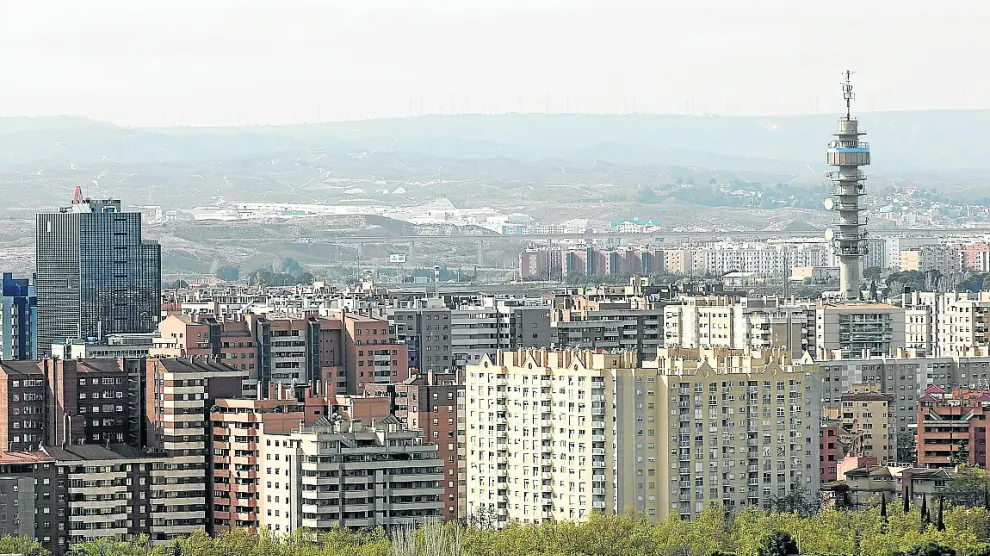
<box><xmin>815</xmin><ymin>303</ymin><xmax>905</xmax><ymax>358</ymax></box>
<box><xmin>0</xmin><ymin>273</ymin><xmax>37</xmax><ymax>360</ymax></box>
<box><xmin>836</xmin><ymin>385</ymin><xmax>896</xmax><ymax>463</ymax></box>
<box><xmin>466</xmin><ymin>348</ymin><xmax>821</xmax><ymax>524</ymax></box>
<box><xmin>259</xmin><ymin>417</ymin><xmax>444</xmax><ymax>534</ymax></box>
<box><xmin>209</xmin><ymin>387</ymin><xmax>324</xmax><ymax>534</ymax></box>
<box><xmin>917</xmin><ymin>387</ymin><xmax>990</xmax><ymax>468</ymax></box>
<box><xmin>35</xmin><ymin>192</ymin><xmax>161</xmax><ymax>356</ymax></box>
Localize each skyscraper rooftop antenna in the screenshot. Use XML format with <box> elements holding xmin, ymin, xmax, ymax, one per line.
<box><xmin>842</xmin><ymin>70</ymin><xmax>856</xmax><ymax>120</ymax></box>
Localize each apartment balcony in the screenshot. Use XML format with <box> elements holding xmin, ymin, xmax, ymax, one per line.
<box><xmin>69</xmin><ymin>512</ymin><xmax>127</xmax><ymax>524</ymax></box>
<box><xmin>68</xmin><ymin>485</ymin><xmax>126</xmax><ymax>496</ymax></box>
<box><xmin>151</xmin><ymin>510</ymin><xmax>205</xmax><ymax>521</ymax></box>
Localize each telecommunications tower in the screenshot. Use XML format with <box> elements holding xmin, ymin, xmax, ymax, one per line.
<box><xmin>824</xmin><ymin>71</ymin><xmax>871</xmax><ymax>300</ymax></box>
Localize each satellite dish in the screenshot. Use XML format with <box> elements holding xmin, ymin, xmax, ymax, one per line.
<box><xmin>825</xmin><ymin>229</ymin><xmax>835</xmax><ymax>242</ymax></box>
<box><xmin>823</xmin><ymin>198</ymin><xmax>835</xmax><ymax>211</ymax></box>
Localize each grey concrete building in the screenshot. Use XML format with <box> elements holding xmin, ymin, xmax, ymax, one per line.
<box><xmin>552</xmin><ymin>302</ymin><xmax>663</xmax><ymax>363</ymax></box>
<box><xmin>0</xmin><ymin>475</ymin><xmax>36</xmax><ymax>540</ymax></box>
<box><xmin>392</xmin><ymin>299</ymin><xmax>453</xmax><ymax>373</ymax></box>
<box><xmin>817</xmin><ymin>348</ymin><xmax>990</xmax><ymax>435</ymax></box>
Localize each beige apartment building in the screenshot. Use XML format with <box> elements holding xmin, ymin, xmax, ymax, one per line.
<box><xmin>465</xmin><ymin>347</ymin><xmax>821</xmax><ymax>524</ymax></box>
<box><xmin>836</xmin><ymin>385</ymin><xmax>896</xmax><ymax>463</ymax></box>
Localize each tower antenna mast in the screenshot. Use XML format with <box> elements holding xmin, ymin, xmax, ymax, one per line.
<box><xmin>842</xmin><ymin>70</ymin><xmax>855</xmax><ymax>120</ymax></box>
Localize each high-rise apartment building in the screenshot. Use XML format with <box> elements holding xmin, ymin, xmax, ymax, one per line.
<box><xmin>917</xmin><ymin>386</ymin><xmax>990</xmax><ymax>468</ymax></box>
<box><xmin>465</xmin><ymin>348</ymin><xmax>821</xmax><ymax>525</ymax></box>
<box><xmin>638</xmin><ymin>348</ymin><xmax>821</xmax><ymax>520</ymax></box>
<box><xmin>552</xmin><ymin>296</ymin><xmax>662</xmax><ymax>363</ymax></box>
<box><xmin>35</xmin><ymin>191</ymin><xmax>161</xmax><ymax>355</ymax></box>
<box><xmin>452</xmin><ymin>297</ymin><xmax>551</xmax><ymax>369</ymax></box>
<box><xmin>0</xmin><ymin>359</ymin><xmax>129</xmax><ymax>452</ymax></box>
<box><xmin>341</xmin><ymin>312</ymin><xmax>409</xmax><ymax>394</ymax></box>
<box><xmin>817</xmin><ymin>349</ymin><xmax>990</xmax><ymax>435</ymax></box>
<box><xmin>154</xmin><ymin>314</ymin><xmax>350</xmax><ymax>397</ymax></box>
<box><xmin>898</xmin><ymin>245</ymin><xmax>962</xmax><ymax>275</ymax></box>
<box><xmin>663</xmin><ymin>296</ymin><xmax>815</xmax><ymax>358</ymax></box>
<box><xmin>392</xmin><ymin>299</ymin><xmax>453</xmax><ymax>373</ymax></box>
<box><xmin>209</xmin><ymin>386</ymin><xmax>325</xmax><ymax>534</ymax></box>
<box><xmin>396</xmin><ymin>371</ymin><xmax>465</xmax><ymax>520</ymax></box>
<box><xmin>0</xmin><ymin>444</ymin><xmax>209</xmax><ymax>554</ymax></box>
<box><xmin>815</xmin><ymin>303</ymin><xmax>905</xmax><ymax>358</ymax></box>
<box><xmin>898</xmin><ymin>291</ymin><xmax>990</xmax><ymax>356</ymax></box>
<box><xmin>141</xmin><ymin>358</ymin><xmax>248</xmax><ymax>546</ymax></box>
<box><xmin>835</xmin><ymin>385</ymin><xmax>896</xmax><ymax>462</ymax></box>
<box><xmin>1</xmin><ymin>273</ymin><xmax>37</xmax><ymax>360</ymax></box>
<box><xmin>259</xmin><ymin>417</ymin><xmax>444</xmax><ymax>534</ymax></box>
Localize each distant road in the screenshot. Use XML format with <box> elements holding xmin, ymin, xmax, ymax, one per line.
<box><xmin>219</xmin><ymin>227</ymin><xmax>990</xmax><ymax>244</ymax></box>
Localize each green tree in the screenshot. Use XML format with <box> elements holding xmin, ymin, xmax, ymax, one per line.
<box><xmin>863</xmin><ymin>266</ymin><xmax>884</xmax><ymax>282</ymax></box>
<box><xmin>757</xmin><ymin>531</ymin><xmax>799</xmax><ymax>556</ymax></box>
<box><xmin>898</xmin><ymin>542</ymin><xmax>956</xmax><ymax>556</ymax></box>
<box><xmin>946</xmin><ymin>467</ymin><xmax>990</xmax><ymax>508</ymax></box>
<box><xmin>897</xmin><ymin>431</ymin><xmax>917</xmax><ymax>464</ymax></box>
<box><xmin>68</xmin><ymin>536</ymin><xmax>145</xmax><ymax>556</ymax></box>
<box><xmin>769</xmin><ymin>484</ymin><xmax>819</xmax><ymax>517</ymax></box>
<box><xmin>0</xmin><ymin>536</ymin><xmax>49</xmax><ymax>556</ymax></box>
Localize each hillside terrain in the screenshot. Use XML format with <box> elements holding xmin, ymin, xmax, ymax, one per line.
<box><xmin>0</xmin><ymin>111</ymin><xmax>987</xmax><ymax>275</ymax></box>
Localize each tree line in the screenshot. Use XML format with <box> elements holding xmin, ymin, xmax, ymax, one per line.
<box><xmin>4</xmin><ymin>501</ymin><xmax>990</xmax><ymax>556</ymax></box>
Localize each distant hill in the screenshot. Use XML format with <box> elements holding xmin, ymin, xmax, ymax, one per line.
<box><xmin>2</xmin><ymin>111</ymin><xmax>990</xmax><ymax>180</ymax></box>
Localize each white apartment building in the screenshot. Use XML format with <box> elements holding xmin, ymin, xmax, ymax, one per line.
<box><xmin>259</xmin><ymin>416</ymin><xmax>444</xmax><ymax>534</ymax></box>
<box><xmin>901</xmin><ymin>292</ymin><xmax>990</xmax><ymax>356</ymax></box>
<box><xmin>815</xmin><ymin>303</ymin><xmax>906</xmax><ymax>358</ymax></box>
<box><xmin>663</xmin><ymin>296</ymin><xmax>815</xmax><ymax>358</ymax></box>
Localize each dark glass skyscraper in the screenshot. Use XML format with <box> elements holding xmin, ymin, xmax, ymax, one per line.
<box><xmin>35</xmin><ymin>189</ymin><xmax>161</xmax><ymax>355</ymax></box>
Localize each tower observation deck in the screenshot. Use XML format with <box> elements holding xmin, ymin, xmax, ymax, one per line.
<box><xmin>826</xmin><ymin>71</ymin><xmax>870</xmax><ymax>300</ymax></box>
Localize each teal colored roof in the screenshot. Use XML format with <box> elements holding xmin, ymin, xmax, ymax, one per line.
<box><xmin>610</xmin><ymin>219</ymin><xmax>661</xmax><ymax>226</ymax></box>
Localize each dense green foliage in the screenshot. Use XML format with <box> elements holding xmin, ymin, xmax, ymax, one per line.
<box><xmin>5</xmin><ymin>503</ymin><xmax>990</xmax><ymax>556</ymax></box>
<box><xmin>0</xmin><ymin>534</ymin><xmax>48</xmax><ymax>555</ymax></box>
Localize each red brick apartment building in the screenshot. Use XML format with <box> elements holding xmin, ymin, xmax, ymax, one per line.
<box><xmin>820</xmin><ymin>420</ymin><xmax>841</xmax><ymax>483</ymax></box>
<box><xmin>366</xmin><ymin>370</ymin><xmax>465</xmax><ymax>520</ymax></box>
<box><xmin>0</xmin><ymin>359</ymin><xmax>129</xmax><ymax>451</ymax></box>
<box><xmin>342</xmin><ymin>312</ymin><xmax>410</xmax><ymax>394</ymax></box>
<box><xmin>209</xmin><ymin>383</ymin><xmax>325</xmax><ymax>534</ymax></box>
<box><xmin>917</xmin><ymin>385</ymin><xmax>989</xmax><ymax>468</ymax></box>
<box><xmin>155</xmin><ymin>312</ymin><xmax>403</xmax><ymax>398</ymax></box>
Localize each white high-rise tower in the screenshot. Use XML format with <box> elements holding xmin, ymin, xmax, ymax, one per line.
<box><xmin>825</xmin><ymin>71</ymin><xmax>870</xmax><ymax>300</ymax></box>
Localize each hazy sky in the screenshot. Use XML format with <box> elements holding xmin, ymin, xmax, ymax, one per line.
<box><xmin>2</xmin><ymin>1</ymin><xmax>988</xmax><ymax>127</ymax></box>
